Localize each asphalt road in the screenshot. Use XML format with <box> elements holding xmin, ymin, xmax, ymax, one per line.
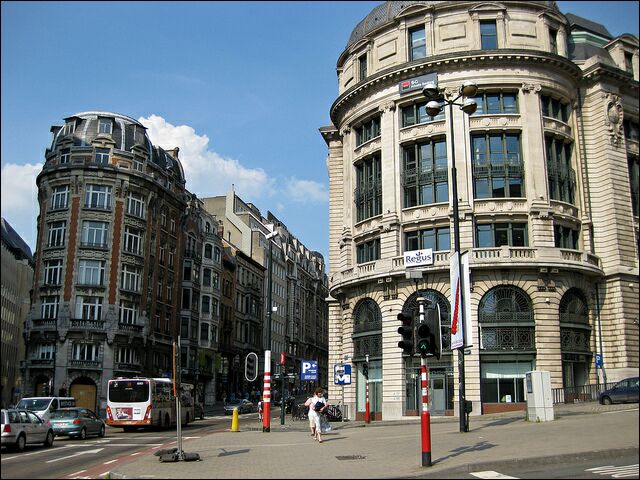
<box><xmin>0</xmin><ymin>413</ymin><xmax>240</xmax><ymax>479</ymax></box>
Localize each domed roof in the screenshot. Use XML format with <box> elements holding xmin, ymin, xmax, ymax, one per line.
<box><xmin>346</xmin><ymin>1</ymin><xmax>559</xmax><ymax>51</ymax></box>
<box><xmin>50</xmin><ymin>111</ymin><xmax>185</xmax><ymax>184</ymax></box>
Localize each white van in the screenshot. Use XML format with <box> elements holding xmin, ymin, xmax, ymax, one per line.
<box><xmin>15</xmin><ymin>397</ymin><xmax>76</xmax><ymax>420</ymax></box>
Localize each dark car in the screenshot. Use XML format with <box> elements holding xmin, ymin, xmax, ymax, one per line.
<box><xmin>49</xmin><ymin>407</ymin><xmax>106</xmax><ymax>439</ymax></box>
<box><xmin>1</xmin><ymin>409</ymin><xmax>55</xmax><ymax>451</ymax></box>
<box><xmin>224</xmin><ymin>399</ymin><xmax>254</xmax><ymax>415</ymax></box>
<box><xmin>599</xmin><ymin>376</ymin><xmax>639</xmax><ymax>405</ymax></box>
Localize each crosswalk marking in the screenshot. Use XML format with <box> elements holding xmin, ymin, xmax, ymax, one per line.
<box><xmin>470</xmin><ymin>471</ymin><xmax>519</xmax><ymax>479</ymax></box>
<box><xmin>586</xmin><ymin>464</ymin><xmax>639</xmax><ymax>478</ymax></box>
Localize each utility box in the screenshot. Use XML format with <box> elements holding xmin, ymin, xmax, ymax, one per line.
<box><xmin>525</xmin><ymin>370</ymin><xmax>554</xmax><ymax>422</ymax></box>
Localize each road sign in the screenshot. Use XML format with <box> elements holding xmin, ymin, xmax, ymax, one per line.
<box><xmin>334</xmin><ymin>364</ymin><xmax>352</xmax><ymax>385</ymax></box>
<box><xmin>301</xmin><ymin>360</ymin><xmax>318</xmax><ymax>381</ymax></box>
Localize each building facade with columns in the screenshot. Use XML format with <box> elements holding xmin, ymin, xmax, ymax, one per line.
<box><xmin>321</xmin><ymin>1</ymin><xmax>638</xmax><ymax>420</ymax></box>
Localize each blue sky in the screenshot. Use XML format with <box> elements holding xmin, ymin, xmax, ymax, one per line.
<box><xmin>2</xmin><ymin>1</ymin><xmax>638</xmax><ymax>266</ymax></box>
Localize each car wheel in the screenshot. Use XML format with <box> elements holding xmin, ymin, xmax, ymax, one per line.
<box><xmin>98</xmin><ymin>425</ymin><xmax>106</xmax><ymax>438</ymax></box>
<box><xmin>601</xmin><ymin>396</ymin><xmax>613</xmax><ymax>405</ymax></box>
<box><xmin>79</xmin><ymin>428</ymin><xmax>87</xmax><ymax>440</ymax></box>
<box><xmin>15</xmin><ymin>434</ymin><xmax>26</xmax><ymax>452</ymax></box>
<box><xmin>44</xmin><ymin>431</ymin><xmax>54</xmax><ymax>447</ymax></box>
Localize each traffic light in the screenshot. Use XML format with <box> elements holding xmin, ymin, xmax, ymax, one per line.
<box><xmin>397</xmin><ymin>312</ymin><xmax>414</xmax><ymax>355</ymax></box>
<box><xmin>362</xmin><ymin>362</ymin><xmax>369</xmax><ymax>379</ymax></box>
<box><xmin>416</xmin><ymin>307</ymin><xmax>442</xmax><ymax>359</ymax></box>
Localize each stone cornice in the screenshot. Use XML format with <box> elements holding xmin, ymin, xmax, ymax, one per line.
<box><xmin>330</xmin><ymin>50</ymin><xmax>582</xmax><ymax>126</ymax></box>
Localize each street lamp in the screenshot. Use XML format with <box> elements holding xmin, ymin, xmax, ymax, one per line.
<box><xmin>262</xmin><ymin>224</ymin><xmax>278</xmax><ymax>432</ymax></box>
<box><xmin>422</xmin><ymin>80</ymin><xmax>477</xmax><ymax>433</ymax></box>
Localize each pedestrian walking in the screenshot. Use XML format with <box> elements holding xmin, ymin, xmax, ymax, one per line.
<box><xmin>258</xmin><ymin>398</ymin><xmax>263</xmax><ymax>421</ymax></box>
<box><xmin>305</xmin><ymin>387</ymin><xmax>328</xmax><ymax>443</ymax></box>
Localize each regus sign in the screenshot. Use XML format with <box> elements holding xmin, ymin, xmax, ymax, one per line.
<box><xmin>404</xmin><ymin>248</ymin><xmax>434</xmax><ymax>267</ymax></box>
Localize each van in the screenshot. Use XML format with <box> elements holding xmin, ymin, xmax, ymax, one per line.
<box><xmin>15</xmin><ymin>397</ymin><xmax>76</xmax><ymax>420</ymax></box>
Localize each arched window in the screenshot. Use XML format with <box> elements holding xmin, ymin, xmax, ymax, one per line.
<box><xmin>479</xmin><ymin>285</ymin><xmax>534</xmax><ymax>351</ymax></box>
<box><xmin>352</xmin><ymin>299</ymin><xmax>382</xmax><ymax>359</ymax></box>
<box><xmin>559</xmin><ymin>289</ymin><xmax>591</xmax><ymax>354</ymax></box>
<box><xmin>405</xmin><ymin>290</ymin><xmax>451</xmax><ymax>350</ymax></box>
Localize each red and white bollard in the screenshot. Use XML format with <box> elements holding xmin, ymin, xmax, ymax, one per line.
<box><xmin>262</xmin><ymin>350</ymin><xmax>271</xmax><ymax>432</ymax></box>
<box><xmin>420</xmin><ymin>356</ymin><xmax>432</xmax><ymax>466</ymax></box>
<box><xmin>365</xmin><ymin>378</ymin><xmax>370</xmax><ymax>423</ymax></box>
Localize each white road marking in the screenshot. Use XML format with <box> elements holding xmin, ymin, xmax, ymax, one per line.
<box><xmin>586</xmin><ymin>464</ymin><xmax>640</xmax><ymax>478</ymax></box>
<box><xmin>470</xmin><ymin>471</ymin><xmax>519</xmax><ymax>479</ymax></box>
<box><xmin>45</xmin><ymin>447</ymin><xmax>104</xmax><ymax>463</ymax></box>
<box><xmin>103</xmin><ymin>459</ymin><xmax>118</xmax><ymax>465</ymax></box>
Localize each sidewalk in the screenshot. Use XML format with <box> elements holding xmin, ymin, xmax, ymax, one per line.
<box><xmin>105</xmin><ymin>402</ymin><xmax>638</xmax><ymax>479</ymax></box>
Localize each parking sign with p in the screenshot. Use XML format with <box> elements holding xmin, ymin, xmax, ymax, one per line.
<box><xmin>301</xmin><ymin>360</ymin><xmax>318</xmax><ymax>381</ymax></box>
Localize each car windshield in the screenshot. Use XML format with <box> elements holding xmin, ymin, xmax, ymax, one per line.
<box><xmin>50</xmin><ymin>409</ymin><xmax>79</xmax><ymax>419</ymax></box>
<box><xmin>16</xmin><ymin>399</ymin><xmax>50</xmax><ymax>410</ymax></box>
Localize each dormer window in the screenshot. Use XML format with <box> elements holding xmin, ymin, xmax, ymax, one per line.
<box><xmin>95</xmin><ymin>148</ymin><xmax>110</xmax><ymax>165</ymax></box>
<box><xmin>59</xmin><ymin>148</ymin><xmax>71</xmax><ymax>164</ymax></box>
<box><xmin>98</xmin><ymin>118</ymin><xmax>113</xmax><ymax>134</ymax></box>
<box><xmin>63</xmin><ymin>121</ymin><xmax>75</xmax><ymax>136</ymax></box>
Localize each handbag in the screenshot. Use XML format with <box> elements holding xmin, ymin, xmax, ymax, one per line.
<box><xmin>314</xmin><ymin>401</ymin><xmax>326</xmax><ymax>412</ymax></box>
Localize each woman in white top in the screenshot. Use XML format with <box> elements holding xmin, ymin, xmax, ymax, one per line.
<box><xmin>305</xmin><ymin>387</ymin><xmax>328</xmax><ymax>443</ymax></box>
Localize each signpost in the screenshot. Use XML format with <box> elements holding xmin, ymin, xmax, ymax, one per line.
<box><xmin>301</xmin><ymin>360</ymin><xmax>318</xmax><ymax>381</ymax></box>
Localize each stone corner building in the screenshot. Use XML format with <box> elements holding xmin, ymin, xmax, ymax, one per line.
<box><xmin>321</xmin><ymin>1</ymin><xmax>638</xmax><ymax>420</ymax></box>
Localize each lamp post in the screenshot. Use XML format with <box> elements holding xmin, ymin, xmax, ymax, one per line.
<box><xmin>422</xmin><ymin>80</ymin><xmax>477</xmax><ymax>433</ymax></box>
<box><xmin>262</xmin><ymin>224</ymin><xmax>278</xmax><ymax>432</ymax></box>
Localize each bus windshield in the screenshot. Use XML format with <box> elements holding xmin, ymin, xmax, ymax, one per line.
<box><xmin>108</xmin><ymin>380</ymin><xmax>149</xmax><ymax>403</ymax></box>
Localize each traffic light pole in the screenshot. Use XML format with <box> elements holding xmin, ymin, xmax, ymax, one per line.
<box><xmin>418</xmin><ymin>299</ymin><xmax>432</xmax><ymax>467</ymax></box>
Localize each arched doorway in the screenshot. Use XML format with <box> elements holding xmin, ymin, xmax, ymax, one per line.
<box><xmin>70</xmin><ymin>377</ymin><xmax>97</xmax><ymax>412</ymax></box>
<box><xmin>479</xmin><ymin>285</ymin><xmax>535</xmax><ymax>413</ymax></box>
<box><xmin>352</xmin><ymin>298</ymin><xmax>382</xmax><ymax>421</ymax></box>
<box><xmin>559</xmin><ymin>288</ymin><xmax>591</xmax><ymax>390</ymax></box>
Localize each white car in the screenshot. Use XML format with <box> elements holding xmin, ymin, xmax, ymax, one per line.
<box><xmin>1</xmin><ymin>409</ymin><xmax>55</xmax><ymax>452</ymax></box>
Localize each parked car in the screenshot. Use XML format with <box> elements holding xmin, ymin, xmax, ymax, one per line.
<box><xmin>1</xmin><ymin>408</ymin><xmax>55</xmax><ymax>451</ymax></box>
<box><xmin>599</xmin><ymin>376</ymin><xmax>639</xmax><ymax>405</ymax></box>
<box><xmin>224</xmin><ymin>399</ymin><xmax>254</xmax><ymax>415</ymax></box>
<box><xmin>14</xmin><ymin>396</ymin><xmax>75</xmax><ymax>421</ymax></box>
<box><xmin>48</xmin><ymin>407</ymin><xmax>106</xmax><ymax>439</ymax></box>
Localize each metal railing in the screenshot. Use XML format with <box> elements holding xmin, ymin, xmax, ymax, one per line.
<box><xmin>551</xmin><ymin>383</ymin><xmax>608</xmax><ymax>405</ymax></box>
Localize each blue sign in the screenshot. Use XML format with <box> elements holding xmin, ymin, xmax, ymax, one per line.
<box><xmin>595</xmin><ymin>354</ymin><xmax>603</xmax><ymax>369</ymax></box>
<box><xmin>301</xmin><ymin>360</ymin><xmax>318</xmax><ymax>381</ymax></box>
<box><xmin>334</xmin><ymin>364</ymin><xmax>352</xmax><ymax>385</ymax></box>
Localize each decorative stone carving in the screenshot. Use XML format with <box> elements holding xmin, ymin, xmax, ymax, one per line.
<box><xmin>603</xmin><ymin>93</ymin><xmax>624</xmax><ymax>147</ymax></box>
<box><xmin>379</xmin><ymin>101</ymin><xmax>396</xmax><ymax>113</ymax></box>
<box><xmin>521</xmin><ymin>83</ymin><xmax>541</xmax><ymax>94</ymax></box>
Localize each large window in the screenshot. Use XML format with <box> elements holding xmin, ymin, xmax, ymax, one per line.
<box><xmin>72</xmin><ymin>343</ymin><xmax>99</xmax><ymax>361</ymax></box>
<box><xmin>401</xmin><ymin>101</ymin><xmax>444</xmax><ymax>127</ymax></box>
<box><xmin>356</xmin><ymin>238</ymin><xmax>380</xmax><ymax>264</ymax></box>
<box><xmin>36</xmin><ymin>343</ymin><xmax>55</xmax><ymax>360</ymax></box>
<box><xmin>123</xmin><ymin>226</ymin><xmax>143</xmax><ymax>255</ymax></box>
<box><xmin>629</xmin><ymin>157</ymin><xmax>639</xmax><ymax>217</ymax></box>
<box><xmin>115</xmin><ymin>346</ymin><xmax>138</xmax><ymax>364</ymax></box>
<box><xmin>51</xmin><ymin>185</ymin><xmax>69</xmax><ymax>210</ymax></box>
<box><xmin>126</xmin><ymin>192</ymin><xmax>145</xmax><ymax>218</ymax></box>
<box><xmin>549</xmin><ymin>28</ymin><xmax>558</xmax><ymax>54</ymax></box>
<box><xmin>540</xmin><ymin>95</ymin><xmax>569</xmax><ymax>123</ymax></box>
<box><xmin>405</xmin><ymin>227</ymin><xmax>450</xmax><ymax>252</ymax></box>
<box><xmin>85</xmin><ymin>184</ymin><xmax>112</xmax><ymax>209</ymax></box>
<box><xmin>43</xmin><ymin>259</ymin><xmax>63</xmax><ymax>285</ymax></box>
<box><xmin>75</xmin><ymin>296</ymin><xmax>103</xmax><ymax>320</ymax></box>
<box><xmin>472</xmin><ymin>133</ymin><xmax>524</xmax><ymax>199</ymax></box>
<box><xmin>355</xmin><ymin>116</ymin><xmax>381</xmax><ymax>147</ymax></box>
<box><xmin>47</xmin><ymin>221</ymin><xmax>66</xmax><ymax>247</ymax></box>
<box><xmin>546</xmin><ymin>137</ymin><xmax>575</xmax><ymax>204</ymax></box>
<box><xmin>409</xmin><ymin>25</ymin><xmax>426</xmax><ymax>60</ymax></box>
<box><xmin>95</xmin><ymin>148</ymin><xmax>110</xmax><ymax>165</ymax></box>
<box><xmin>355</xmin><ymin>155</ymin><xmax>382</xmax><ymax>222</ymax></box>
<box><xmin>119</xmin><ymin>300</ymin><xmax>139</xmax><ymax>324</ymax></box>
<box><xmin>78</xmin><ymin>260</ymin><xmax>105</xmax><ymax>286</ymax></box>
<box><xmin>41</xmin><ymin>296</ymin><xmax>59</xmax><ymax>319</ymax></box>
<box><xmin>471</xmin><ymin>93</ymin><xmax>518</xmax><ymax>115</ymax></box>
<box><xmin>554</xmin><ymin>224</ymin><xmax>579</xmax><ymax>250</ymax></box>
<box><xmin>81</xmin><ymin>220</ymin><xmax>108</xmax><ymax>247</ymax></box>
<box><xmin>480</xmin><ymin>20</ymin><xmax>498</xmax><ymax>49</ymax></box>
<box><xmin>59</xmin><ymin>148</ymin><xmax>71</xmax><ymax>164</ymax></box>
<box><xmin>402</xmin><ymin>139</ymin><xmax>448</xmax><ymax>207</ymax></box>
<box><xmin>476</xmin><ymin>222</ymin><xmax>528</xmax><ymax>247</ymax></box>
<box><xmin>121</xmin><ymin>265</ymin><xmax>141</xmax><ymax>292</ymax></box>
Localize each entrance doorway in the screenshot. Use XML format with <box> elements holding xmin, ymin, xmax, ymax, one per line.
<box><xmin>70</xmin><ymin>378</ymin><xmax>97</xmax><ymax>412</ymax></box>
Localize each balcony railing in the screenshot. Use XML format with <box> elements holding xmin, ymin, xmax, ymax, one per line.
<box><xmin>69</xmin><ymin>359</ymin><xmax>102</xmax><ymax>369</ymax></box>
<box><xmin>118</xmin><ymin>323</ymin><xmax>144</xmax><ymax>334</ymax></box>
<box><xmin>70</xmin><ymin>318</ymin><xmax>105</xmax><ymax>330</ymax></box>
<box><xmin>31</xmin><ymin>319</ymin><xmax>58</xmax><ymax>329</ymax></box>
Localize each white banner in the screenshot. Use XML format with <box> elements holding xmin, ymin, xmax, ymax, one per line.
<box><xmin>450</xmin><ymin>252</ymin><xmax>463</xmax><ymax>349</ymax></box>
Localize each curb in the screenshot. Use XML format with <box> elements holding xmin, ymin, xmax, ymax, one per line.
<box><xmin>418</xmin><ymin>447</ymin><xmax>640</xmax><ymax>478</ymax></box>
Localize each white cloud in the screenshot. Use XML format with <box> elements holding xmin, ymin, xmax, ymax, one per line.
<box><xmin>139</xmin><ymin>115</ymin><xmax>274</xmax><ymax>200</ymax></box>
<box><xmin>0</xmin><ymin>162</ymin><xmax>42</xmax><ymax>251</ymax></box>
<box><xmin>284</xmin><ymin>178</ymin><xmax>328</xmax><ymax>204</ymax></box>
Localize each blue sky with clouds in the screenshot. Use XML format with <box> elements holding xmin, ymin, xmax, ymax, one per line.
<box><xmin>2</xmin><ymin>1</ymin><xmax>638</xmax><ymax>265</ymax></box>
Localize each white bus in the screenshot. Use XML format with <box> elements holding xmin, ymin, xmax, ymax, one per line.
<box><xmin>106</xmin><ymin>377</ymin><xmax>194</xmax><ymax>430</ymax></box>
